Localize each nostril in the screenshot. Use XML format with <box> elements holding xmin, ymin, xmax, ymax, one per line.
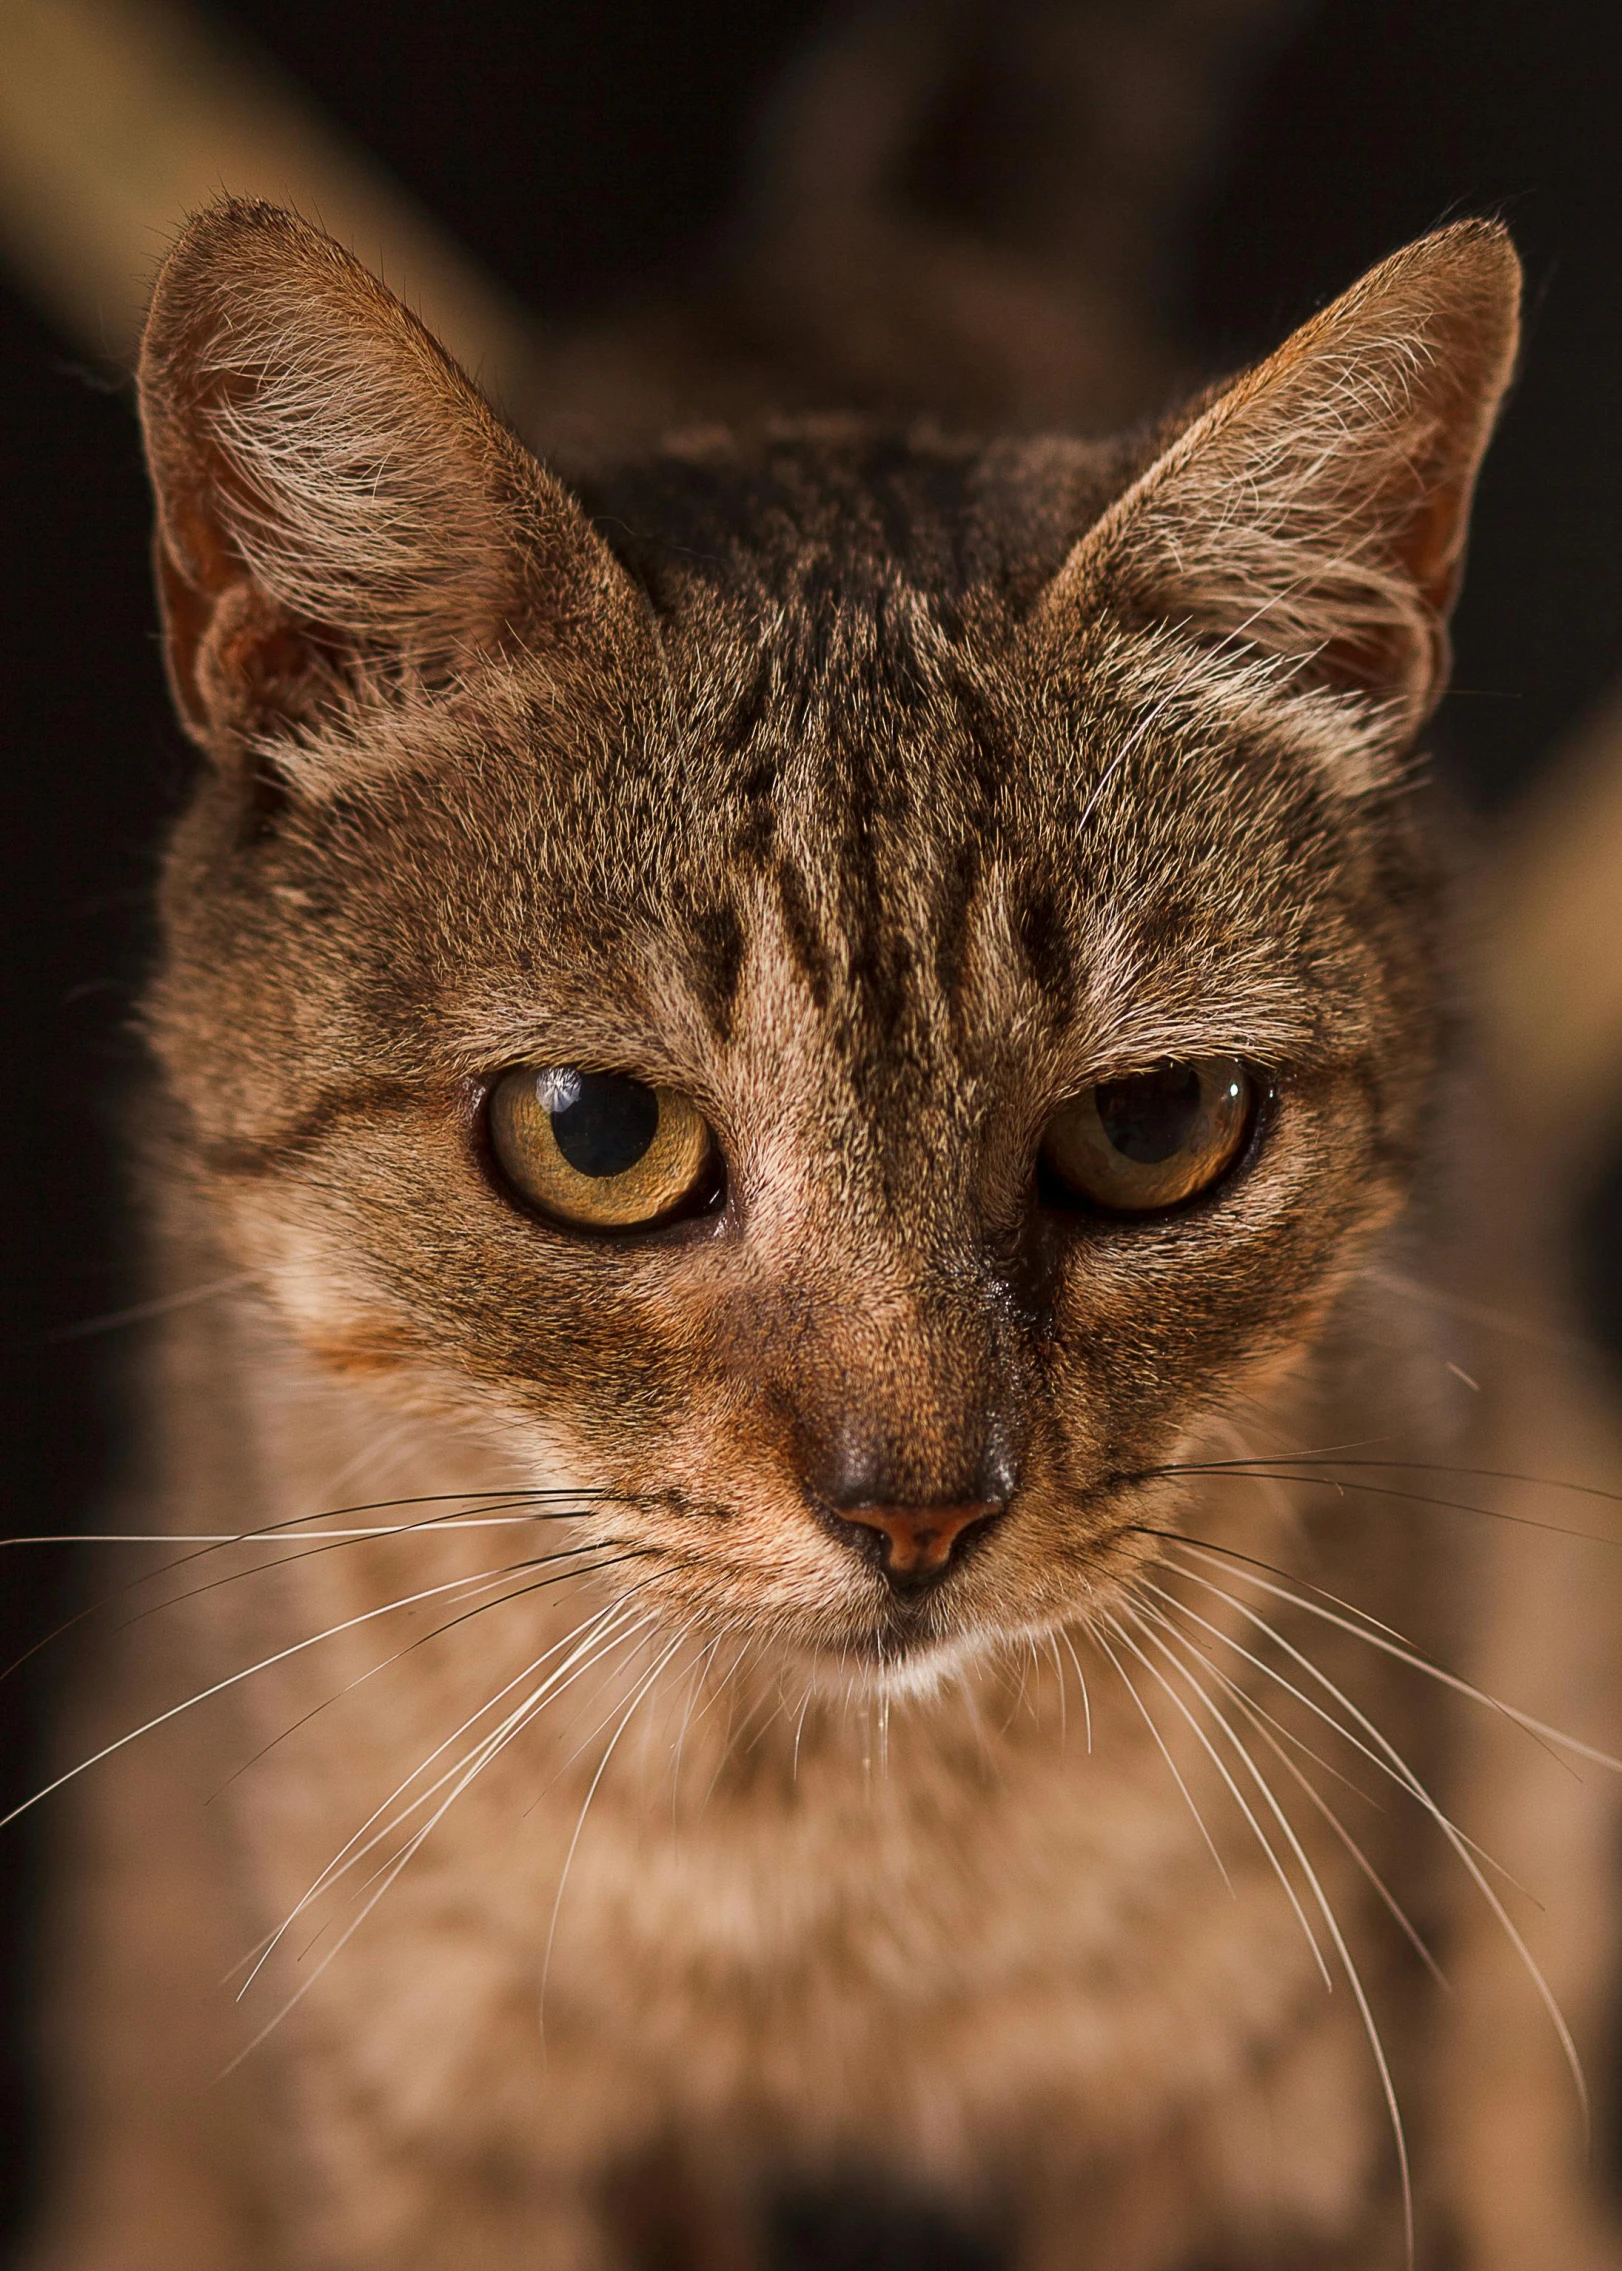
<box><xmin>827</xmin><ymin>1500</ymin><xmax>1004</xmax><ymax>1590</ymax></box>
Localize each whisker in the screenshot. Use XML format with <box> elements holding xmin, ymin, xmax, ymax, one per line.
<box><xmin>539</xmin><ymin>1625</ymin><xmax>691</xmax><ymax>2023</ymax></box>
<box><xmin>348</xmin><ymin>1607</ymin><xmax>666</xmax><ymax>1910</ymax></box>
<box><xmin>1159</xmin><ymin>1535</ymin><xmax>1622</xmax><ymax>1779</ymax></box>
<box><xmin>0</xmin><ymin>1488</ymin><xmax>648</xmax><ymax>1683</ymax></box>
<box><xmin>41</xmin><ymin>1269</ymin><xmax>259</xmax><ymax>1342</ymax></box>
<box><xmin>732</xmin><ymin>1658</ymin><xmax>802</xmax><ymax>1767</ymax></box>
<box><xmin>1083</xmin><ymin>1615</ymin><xmax>1235</xmax><ymax>1898</ymax></box>
<box><xmin>1158</xmin><ymin>1546</ymin><xmax>1592</xmax><ymax>2136</ymax></box>
<box><xmin>2</xmin><ymin>1486</ymin><xmax>635</xmax><ymax>1550</ymax></box>
<box><xmin>1171</xmin><ymin>1451</ymin><xmax>1622</xmax><ymax>1498</ymax></box>
<box><xmin>115</xmin><ymin>1498</ymin><xmax>623</xmax><ymax>1636</ymax></box>
<box><xmin>233</xmin><ymin>1596</ymin><xmax>659</xmax><ymax>2014</ymax></box>
<box><xmin>222</xmin><ymin>1579</ymin><xmax>652</xmax><ymax>1990</ymax></box>
<box><xmin>1131</xmin><ymin>1522</ymin><xmax>1572</xmax><ymax>1775</ymax></box>
<box><xmin>1365</xmin><ymin>1267</ymin><xmax>1602</xmax><ymax>1361</ymax></box>
<box><xmin>790</xmin><ymin>1681</ymin><xmax>814</xmax><ymax>1786</ymax></box>
<box><xmin>700</xmin><ymin>1634</ymin><xmax>757</xmax><ymax>1811</ymax></box>
<box><xmin>1097</xmin><ymin>1607</ymin><xmax>1337</xmax><ymax>1984</ymax></box>
<box><xmin>1</xmin><ymin>1551</ymin><xmax>633</xmax><ymax>1831</ymax></box>
<box><xmin>1126</xmin><ymin>1591</ymin><xmax>1446</xmax><ymax>1988</ymax></box>
<box><xmin>4</xmin><ymin>1517</ymin><xmax>609</xmax><ymax>1545</ymax></box>
<box><xmin>1125</xmin><ymin>1513</ymin><xmax>1421</xmax><ymax>1650</ymax></box>
<box><xmin>1058</xmin><ymin>1625</ymin><xmax>1094</xmax><ymax>1753</ymax></box>
<box><xmin>217</xmin><ymin>1546</ymin><xmax>645</xmax><ymax>1789</ymax></box>
<box><xmin>1130</xmin><ymin>1570</ymin><xmax>1518</xmax><ymax>1891</ymax></box>
<box><xmin>1110</xmin><ymin>1599</ymin><xmax>1414</xmax><ymax>2265</ymax></box>
<box><xmin>1154</xmin><ymin>1460</ymin><xmax>1622</xmax><ymax>1550</ymax></box>
<box><xmin>1130</xmin><ymin>1583</ymin><xmax>1380</xmax><ymax>1813</ymax></box>
<box><xmin>356</xmin><ymin>1602</ymin><xmax>664</xmax><ymax>1879</ymax></box>
<box><xmin>673</xmin><ymin>1634</ymin><xmax>725</xmax><ymax>1809</ymax></box>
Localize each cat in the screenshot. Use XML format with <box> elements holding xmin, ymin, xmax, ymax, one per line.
<box><xmin>22</xmin><ymin>194</ymin><xmax>1622</xmax><ymax>2271</ymax></box>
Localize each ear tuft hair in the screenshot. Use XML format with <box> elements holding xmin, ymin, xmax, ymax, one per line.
<box><xmin>139</xmin><ymin>200</ymin><xmax>642</xmax><ymax>753</ymax></box>
<box><xmin>1043</xmin><ymin>221</ymin><xmax>1521</xmax><ymax>738</ymax></box>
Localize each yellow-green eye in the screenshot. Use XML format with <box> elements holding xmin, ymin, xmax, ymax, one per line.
<box><xmin>1041</xmin><ymin>1058</ymin><xmax>1257</xmax><ymax>1214</ymax></box>
<box><xmin>488</xmin><ymin>1066</ymin><xmax>717</xmax><ymax>1230</ymax></box>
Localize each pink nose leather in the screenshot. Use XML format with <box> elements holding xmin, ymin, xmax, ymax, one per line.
<box><xmin>838</xmin><ymin>1501</ymin><xmax>999</xmax><ymax>1576</ymax></box>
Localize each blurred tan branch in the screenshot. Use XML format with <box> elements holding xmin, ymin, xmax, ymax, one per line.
<box><xmin>0</xmin><ymin>0</ymin><xmax>533</xmax><ymax>394</ymax></box>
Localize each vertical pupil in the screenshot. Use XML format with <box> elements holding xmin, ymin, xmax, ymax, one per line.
<box><xmin>546</xmin><ymin>1072</ymin><xmax>660</xmax><ymax>1178</ymax></box>
<box><xmin>1094</xmin><ymin>1063</ymin><xmax>1205</xmax><ymax>1163</ymax></box>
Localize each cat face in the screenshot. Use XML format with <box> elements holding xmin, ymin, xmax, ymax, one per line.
<box><xmin>139</xmin><ymin>205</ymin><xmax>1518</xmax><ymax>1677</ymax></box>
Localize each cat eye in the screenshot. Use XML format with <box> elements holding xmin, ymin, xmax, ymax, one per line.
<box><xmin>1040</xmin><ymin>1058</ymin><xmax>1257</xmax><ymax>1215</ymax></box>
<box><xmin>487</xmin><ymin>1066</ymin><xmax>719</xmax><ymax>1231</ymax></box>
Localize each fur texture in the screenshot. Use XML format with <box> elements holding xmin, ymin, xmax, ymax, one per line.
<box><xmin>25</xmin><ymin>197</ymin><xmax>1622</xmax><ymax>2271</ymax></box>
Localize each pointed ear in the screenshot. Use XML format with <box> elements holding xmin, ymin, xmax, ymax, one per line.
<box><xmin>138</xmin><ymin>200</ymin><xmax>645</xmax><ymax>754</ymax></box>
<box><xmin>1041</xmin><ymin>221</ymin><xmax>1521</xmax><ymax>737</ymax></box>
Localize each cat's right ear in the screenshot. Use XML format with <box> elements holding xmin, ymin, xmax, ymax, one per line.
<box><xmin>138</xmin><ymin>200</ymin><xmax>646</xmax><ymax>758</ymax></box>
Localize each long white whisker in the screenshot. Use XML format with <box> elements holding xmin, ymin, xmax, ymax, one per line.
<box><xmin>1161</xmin><ymin>1547</ymin><xmax>1592</xmax><ymax>2135</ymax></box>
<box><xmin>218</xmin><ymin>1546</ymin><xmax>638</xmax><ymax>1791</ymax></box>
<box><xmin>5</xmin><ymin>1520</ymin><xmax>576</xmax><ymax>1545</ymax></box>
<box><xmin>1132</xmin><ymin>1584</ymin><xmax>1379</xmax><ymax>1810</ymax></box>
<box><xmin>1059</xmin><ymin>1624</ymin><xmax>1093</xmax><ymax>1753</ymax></box>
<box><xmin>1096</xmin><ymin>1610</ymin><xmax>1327</xmax><ymax>1981</ymax></box>
<box><xmin>227</xmin><ymin>1602</ymin><xmax>660</xmax><ymax>2055</ymax></box>
<box><xmin>351</xmin><ymin>1609</ymin><xmax>665</xmax><ymax>1901</ymax></box>
<box><xmin>1106</xmin><ymin>1602</ymin><xmax>1413</xmax><ymax>2267</ymax></box>
<box><xmin>672</xmin><ymin>1633</ymin><xmax>724</xmax><ymax>1812</ymax></box>
<box><xmin>219</xmin><ymin>1583</ymin><xmax>641</xmax><ymax>1990</ymax></box>
<box><xmin>5</xmin><ymin>1485</ymin><xmax>635</xmax><ymax>1557</ymax></box>
<box><xmin>2</xmin><ymin>1494</ymin><xmax>626</xmax><ymax>1689</ymax></box>
<box><xmin>1128</xmin><ymin>1591</ymin><xmax>1446</xmax><ymax>1989</ymax></box>
<box><xmin>1365</xmin><ymin>1266</ymin><xmax>1599</xmax><ymax>1360</ymax></box>
<box><xmin>701</xmin><ymin>1634</ymin><xmax>756</xmax><ymax>1810</ymax></box>
<box><xmin>539</xmin><ymin>1626</ymin><xmax>691</xmax><ymax>2022</ymax></box>
<box><xmin>1167</xmin><ymin>1540</ymin><xmax>1622</xmax><ymax>1777</ymax></box>
<box><xmin>1084</xmin><ymin>1616</ymin><xmax>1234</xmax><ymax>1897</ymax></box>
<box><xmin>1131</xmin><ymin>1571</ymin><xmax>1519</xmax><ymax>1892</ymax></box>
<box><xmin>236</xmin><ymin>1594</ymin><xmax>656</xmax><ymax>1997</ymax></box>
<box><xmin>3</xmin><ymin>1552</ymin><xmax>632</xmax><ymax>1831</ymax></box>
<box><xmin>43</xmin><ymin>1269</ymin><xmax>259</xmax><ymax>1340</ymax></box>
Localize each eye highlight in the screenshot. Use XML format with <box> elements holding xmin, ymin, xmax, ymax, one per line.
<box><xmin>1041</xmin><ymin>1058</ymin><xmax>1257</xmax><ymax>1215</ymax></box>
<box><xmin>488</xmin><ymin>1066</ymin><xmax>718</xmax><ymax>1231</ymax></box>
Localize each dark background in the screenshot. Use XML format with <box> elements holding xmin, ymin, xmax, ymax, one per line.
<box><xmin>8</xmin><ymin>0</ymin><xmax>1622</xmax><ymax>2245</ymax></box>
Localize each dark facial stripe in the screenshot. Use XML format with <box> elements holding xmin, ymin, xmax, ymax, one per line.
<box><xmin>197</xmin><ymin>1077</ymin><xmax>424</xmax><ymax>1177</ymax></box>
<box><xmin>719</xmin><ymin>655</ymin><xmax>773</xmax><ymax>757</ymax></box>
<box><xmin>688</xmin><ymin>898</ymin><xmax>747</xmax><ymax>1042</ymax></box>
<box><xmin>1018</xmin><ymin>878</ymin><xmax>1073</xmax><ymax>1019</ymax></box>
<box><xmin>775</xmin><ymin>857</ymin><xmax>831</xmax><ymax>1009</ymax></box>
<box><xmin>933</xmin><ymin>837</ymin><xmax>982</xmax><ymax>1015</ymax></box>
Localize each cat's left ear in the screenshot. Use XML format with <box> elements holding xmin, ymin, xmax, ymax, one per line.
<box><xmin>1041</xmin><ymin>221</ymin><xmax>1521</xmax><ymax>738</ymax></box>
<box><xmin>138</xmin><ymin>200</ymin><xmax>648</xmax><ymax>758</ymax></box>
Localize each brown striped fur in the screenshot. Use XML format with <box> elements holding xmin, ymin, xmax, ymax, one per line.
<box><xmin>26</xmin><ymin>195</ymin><xmax>1622</xmax><ymax>2271</ymax></box>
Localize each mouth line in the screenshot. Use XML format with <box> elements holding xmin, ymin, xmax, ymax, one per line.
<box><xmin>611</xmin><ymin>1466</ymin><xmax>1174</xmax><ymax>1660</ymax></box>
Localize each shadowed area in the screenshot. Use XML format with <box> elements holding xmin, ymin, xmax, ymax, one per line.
<box><xmin>766</xmin><ymin>2178</ymin><xmax>1009</xmax><ymax>2271</ymax></box>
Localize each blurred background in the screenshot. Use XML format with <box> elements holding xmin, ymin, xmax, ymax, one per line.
<box><xmin>6</xmin><ymin>0</ymin><xmax>1622</xmax><ymax>2246</ymax></box>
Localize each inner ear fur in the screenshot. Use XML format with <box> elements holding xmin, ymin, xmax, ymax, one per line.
<box><xmin>139</xmin><ymin>199</ymin><xmax>644</xmax><ymax>755</ymax></box>
<box><xmin>1042</xmin><ymin>220</ymin><xmax>1521</xmax><ymax>736</ymax></box>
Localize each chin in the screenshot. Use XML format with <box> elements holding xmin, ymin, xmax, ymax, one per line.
<box><xmin>779</xmin><ymin>1595</ymin><xmax>1023</xmax><ymax>1700</ymax></box>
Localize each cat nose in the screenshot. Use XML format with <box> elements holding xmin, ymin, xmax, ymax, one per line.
<box><xmin>825</xmin><ymin>1500</ymin><xmax>1004</xmax><ymax>1591</ymax></box>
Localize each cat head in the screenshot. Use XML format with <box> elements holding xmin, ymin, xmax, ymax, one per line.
<box><xmin>139</xmin><ymin>202</ymin><xmax>1518</xmax><ymax>1682</ymax></box>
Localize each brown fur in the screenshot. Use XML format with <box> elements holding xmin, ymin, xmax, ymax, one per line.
<box><xmin>25</xmin><ymin>198</ymin><xmax>1622</xmax><ymax>2271</ymax></box>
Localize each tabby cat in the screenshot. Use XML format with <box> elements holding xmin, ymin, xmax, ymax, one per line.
<box><xmin>24</xmin><ymin>198</ymin><xmax>1622</xmax><ymax>2270</ymax></box>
